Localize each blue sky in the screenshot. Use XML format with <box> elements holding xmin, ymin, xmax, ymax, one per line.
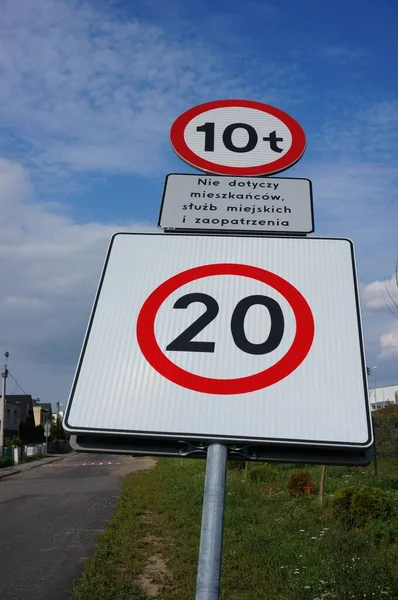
<box><xmin>0</xmin><ymin>0</ymin><xmax>397</xmax><ymax>405</ymax></box>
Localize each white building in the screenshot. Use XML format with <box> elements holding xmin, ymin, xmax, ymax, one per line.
<box><xmin>369</xmin><ymin>384</ymin><xmax>398</xmax><ymax>411</ymax></box>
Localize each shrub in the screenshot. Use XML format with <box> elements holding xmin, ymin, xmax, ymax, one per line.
<box><xmin>372</xmin><ymin>520</ymin><xmax>398</xmax><ymax>545</ymax></box>
<box><xmin>287</xmin><ymin>469</ymin><xmax>315</xmax><ymax>496</ymax></box>
<box><xmin>248</xmin><ymin>463</ymin><xmax>279</xmax><ymax>483</ymax></box>
<box><xmin>333</xmin><ymin>486</ymin><xmax>392</xmax><ymax>528</ymax></box>
<box><xmin>0</xmin><ymin>456</ymin><xmax>13</xmax><ymax>469</ymax></box>
<box><xmin>8</xmin><ymin>437</ymin><xmax>23</xmax><ymax>447</ymax></box>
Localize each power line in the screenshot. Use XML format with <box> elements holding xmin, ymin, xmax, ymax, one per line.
<box><xmin>7</xmin><ymin>370</ymin><xmax>29</xmax><ymax>396</ymax></box>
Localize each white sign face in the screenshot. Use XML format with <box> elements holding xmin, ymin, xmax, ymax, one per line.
<box><xmin>170</xmin><ymin>100</ymin><xmax>306</xmax><ymax>176</ymax></box>
<box><xmin>184</xmin><ymin>107</ymin><xmax>293</xmax><ymax>168</ymax></box>
<box><xmin>158</xmin><ymin>174</ymin><xmax>314</xmax><ymax>234</ymax></box>
<box><xmin>64</xmin><ymin>233</ymin><xmax>372</xmax><ymax>450</ymax></box>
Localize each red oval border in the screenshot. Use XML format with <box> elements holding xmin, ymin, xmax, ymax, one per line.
<box><xmin>170</xmin><ymin>99</ymin><xmax>306</xmax><ymax>176</ymax></box>
<box><xmin>136</xmin><ymin>263</ymin><xmax>314</xmax><ymax>394</ymax></box>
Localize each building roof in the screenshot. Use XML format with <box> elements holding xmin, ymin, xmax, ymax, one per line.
<box><xmin>32</xmin><ymin>400</ymin><xmax>52</xmax><ymax>412</ymax></box>
<box><xmin>369</xmin><ymin>384</ymin><xmax>398</xmax><ymax>390</ymax></box>
<box><xmin>39</xmin><ymin>402</ymin><xmax>53</xmax><ymax>415</ymax></box>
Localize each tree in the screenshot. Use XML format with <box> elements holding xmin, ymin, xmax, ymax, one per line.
<box><xmin>50</xmin><ymin>417</ymin><xmax>67</xmax><ymax>441</ymax></box>
<box><xmin>19</xmin><ymin>423</ymin><xmax>45</xmax><ymax>444</ymax></box>
<box><xmin>372</xmin><ymin>409</ymin><xmax>398</xmax><ymax>458</ymax></box>
<box><xmin>384</xmin><ymin>258</ymin><xmax>398</xmax><ymax>319</ymax></box>
<box><xmin>319</xmin><ymin>465</ymin><xmax>326</xmax><ymax>506</ymax></box>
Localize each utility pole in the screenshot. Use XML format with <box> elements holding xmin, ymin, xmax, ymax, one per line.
<box><xmin>370</xmin><ymin>366</ymin><xmax>378</xmax><ymax>476</ymax></box>
<box><xmin>0</xmin><ymin>352</ymin><xmax>9</xmax><ymax>454</ymax></box>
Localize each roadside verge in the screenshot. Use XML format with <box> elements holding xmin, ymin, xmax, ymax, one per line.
<box><xmin>0</xmin><ymin>454</ymin><xmax>71</xmax><ymax>480</ymax></box>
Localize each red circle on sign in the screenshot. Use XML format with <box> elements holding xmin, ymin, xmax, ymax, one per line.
<box><xmin>136</xmin><ymin>263</ymin><xmax>314</xmax><ymax>395</ymax></box>
<box><xmin>170</xmin><ymin>99</ymin><xmax>306</xmax><ymax>176</ymax></box>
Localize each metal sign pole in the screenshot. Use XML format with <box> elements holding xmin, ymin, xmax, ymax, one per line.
<box><xmin>195</xmin><ymin>443</ymin><xmax>228</xmax><ymax>600</ymax></box>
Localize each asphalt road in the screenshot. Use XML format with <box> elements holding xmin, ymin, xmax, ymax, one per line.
<box><xmin>0</xmin><ymin>452</ymin><xmax>154</xmax><ymax>600</ymax></box>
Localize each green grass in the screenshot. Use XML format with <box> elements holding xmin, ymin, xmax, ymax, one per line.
<box><xmin>70</xmin><ymin>458</ymin><xmax>398</xmax><ymax>600</ymax></box>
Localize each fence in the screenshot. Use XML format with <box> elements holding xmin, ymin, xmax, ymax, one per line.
<box><xmin>1</xmin><ymin>443</ymin><xmax>47</xmax><ymax>465</ymax></box>
<box><xmin>2</xmin><ymin>440</ymin><xmax>70</xmax><ymax>467</ymax></box>
<box><xmin>2</xmin><ymin>445</ymin><xmax>13</xmax><ymax>459</ymax></box>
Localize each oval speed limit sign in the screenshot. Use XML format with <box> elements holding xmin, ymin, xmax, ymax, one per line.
<box><xmin>170</xmin><ymin>99</ymin><xmax>306</xmax><ymax>176</ymax></box>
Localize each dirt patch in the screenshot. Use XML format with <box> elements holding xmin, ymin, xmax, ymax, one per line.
<box><xmin>138</xmin><ymin>553</ymin><xmax>169</xmax><ymax>597</ymax></box>
<box><xmin>110</xmin><ymin>456</ymin><xmax>157</xmax><ymax>476</ymax></box>
<box><xmin>135</xmin><ymin>512</ymin><xmax>169</xmax><ymax>596</ymax></box>
<box><xmin>144</xmin><ymin>533</ymin><xmax>162</xmax><ymax>546</ymax></box>
<box><xmin>138</xmin><ymin>510</ymin><xmax>154</xmax><ymax>523</ymax></box>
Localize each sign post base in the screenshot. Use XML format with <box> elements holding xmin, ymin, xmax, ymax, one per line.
<box><xmin>195</xmin><ymin>443</ymin><xmax>228</xmax><ymax>600</ymax></box>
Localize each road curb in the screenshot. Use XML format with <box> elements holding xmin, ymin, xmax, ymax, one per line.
<box><xmin>0</xmin><ymin>455</ymin><xmax>69</xmax><ymax>480</ymax></box>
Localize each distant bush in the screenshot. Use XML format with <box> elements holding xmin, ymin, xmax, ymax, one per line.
<box><xmin>287</xmin><ymin>469</ymin><xmax>315</xmax><ymax>496</ymax></box>
<box><xmin>0</xmin><ymin>456</ymin><xmax>13</xmax><ymax>469</ymax></box>
<box><xmin>333</xmin><ymin>486</ymin><xmax>392</xmax><ymax>528</ymax></box>
<box><xmin>248</xmin><ymin>464</ymin><xmax>279</xmax><ymax>483</ymax></box>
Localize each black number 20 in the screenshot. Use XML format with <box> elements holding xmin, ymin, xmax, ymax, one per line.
<box><xmin>166</xmin><ymin>293</ymin><xmax>284</xmax><ymax>355</ymax></box>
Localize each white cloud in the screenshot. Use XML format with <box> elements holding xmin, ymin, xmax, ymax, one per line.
<box><xmin>314</xmin><ymin>99</ymin><xmax>398</xmax><ymax>161</ymax></box>
<box><xmin>0</xmin><ymin>157</ymin><xmax>155</xmax><ymax>400</ymax></box>
<box><xmin>318</xmin><ymin>45</ymin><xmax>365</xmax><ymax>62</ymax></box>
<box><xmin>0</xmin><ymin>0</ymin><xmax>241</xmax><ymax>180</ymax></box>
<box><xmin>299</xmin><ymin>160</ymin><xmax>398</xmax><ymax>285</ymax></box>
<box><xmin>0</xmin><ymin>2</ymin><xmax>190</xmax><ymax>173</ymax></box>
<box><xmin>362</xmin><ymin>274</ymin><xmax>398</xmax><ymax>310</ymax></box>
<box><xmin>359</xmin><ymin>271</ymin><xmax>398</xmax><ymax>375</ymax></box>
<box><xmin>362</xmin><ymin>270</ymin><xmax>398</xmax><ymax>364</ymax></box>
<box><xmin>0</xmin><ymin>0</ymin><xmax>310</xmax><ymax>188</ymax></box>
<box><xmin>0</xmin><ymin>0</ymin><xmax>397</xmax><ymax>398</ymax></box>
<box><xmin>1</xmin><ymin>154</ymin><xmax>397</xmax><ymax>400</ymax></box>
<box><xmin>379</xmin><ymin>323</ymin><xmax>398</xmax><ymax>361</ymax></box>
<box><xmin>301</xmin><ymin>158</ymin><xmax>397</xmax><ymax>382</ymax></box>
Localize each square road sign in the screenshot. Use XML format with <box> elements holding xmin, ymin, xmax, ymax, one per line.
<box><xmin>64</xmin><ymin>233</ymin><xmax>372</xmax><ymax>463</ymax></box>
